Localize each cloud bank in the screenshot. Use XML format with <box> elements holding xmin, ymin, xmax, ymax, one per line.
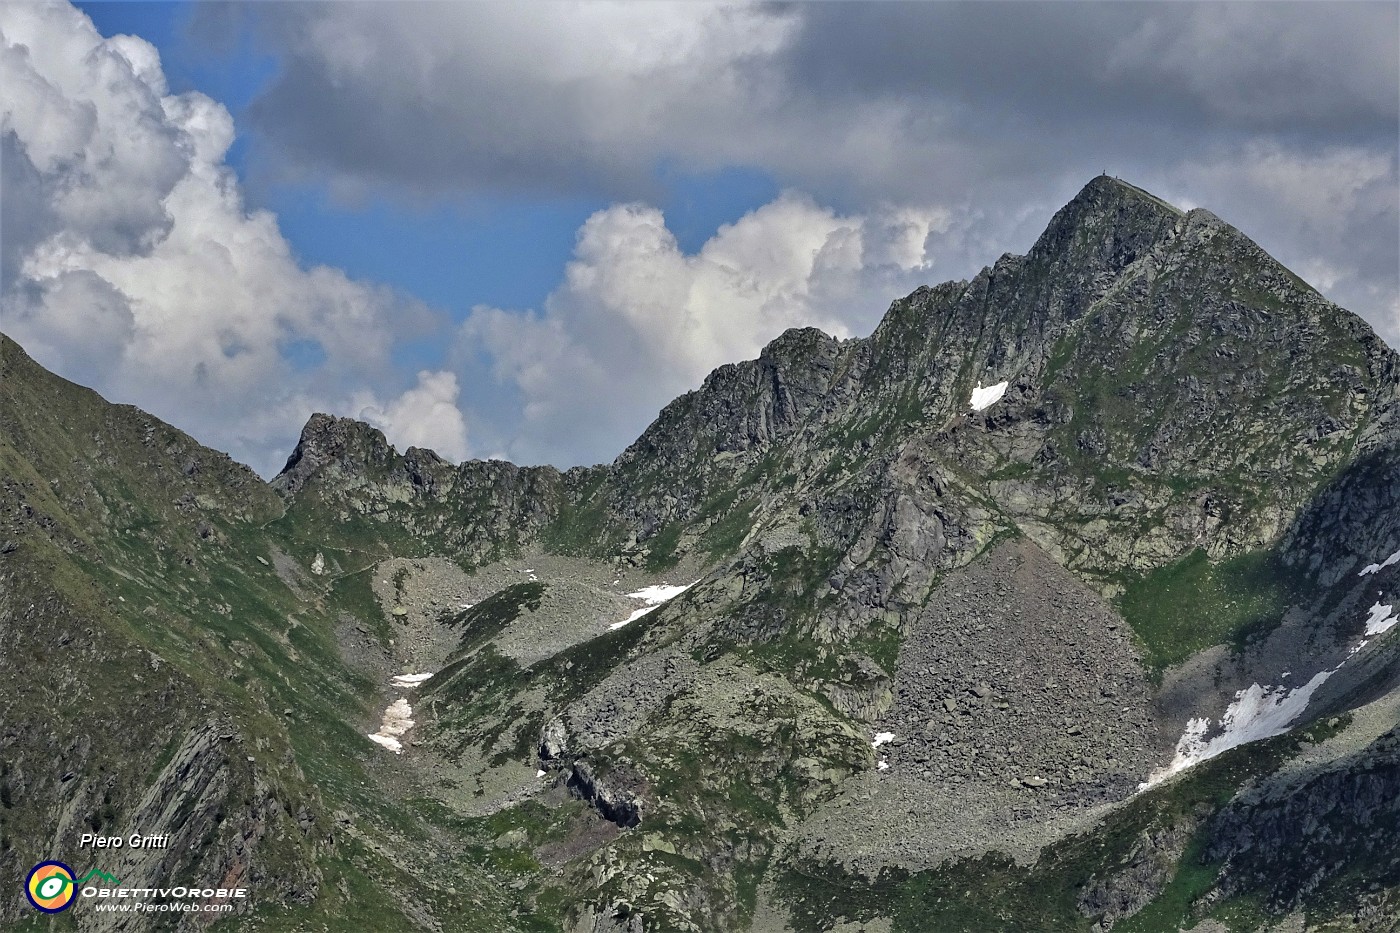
<box><xmin>240</xmin><ymin>1</ymin><xmax>1397</xmax><ymax>345</ymax></box>
<box><xmin>1</xmin><ymin>2</ymin><xmax>467</xmax><ymax>473</ymax></box>
<box><xmin>0</xmin><ymin>2</ymin><xmax>966</xmax><ymax>470</ymax></box>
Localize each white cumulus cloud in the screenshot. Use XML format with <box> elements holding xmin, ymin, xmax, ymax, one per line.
<box><xmin>355</xmin><ymin>370</ymin><xmax>470</xmax><ymax>463</ymax></box>
<box><xmin>0</xmin><ymin>1</ymin><xmax>469</xmax><ymax>474</ymax></box>
<box><xmin>459</xmin><ymin>192</ymin><xmax>948</xmax><ymax>465</ymax></box>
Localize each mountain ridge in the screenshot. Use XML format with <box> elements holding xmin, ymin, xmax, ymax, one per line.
<box><xmin>270</xmin><ymin>175</ymin><xmax>1395</xmax><ymax>615</ymax></box>
<box><xmin>4</xmin><ymin>175</ymin><xmax>1400</xmax><ymax>932</ymax></box>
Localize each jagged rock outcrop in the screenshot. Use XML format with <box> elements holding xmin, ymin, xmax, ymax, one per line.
<box><xmin>567</xmin><ymin>760</ymin><xmax>644</xmax><ymax>828</ymax></box>
<box><xmin>81</xmin><ymin>723</ymin><xmax>322</xmax><ymax>930</ymax></box>
<box><xmin>271</xmin><ymin>413</ymin><xmax>399</xmax><ymax>496</ymax></box>
<box><xmin>1078</xmin><ymin>821</ymin><xmax>1197</xmax><ymax>929</ymax></box>
<box><xmin>271</xmin><ymin>411</ymin><xmax>576</xmax><ymax>562</ymax></box>
<box><xmin>1205</xmin><ymin>726</ymin><xmax>1400</xmax><ymax>911</ymax></box>
<box><xmin>540</xmin><ymin>717</ymin><xmax>569</xmax><ymax>762</ymax></box>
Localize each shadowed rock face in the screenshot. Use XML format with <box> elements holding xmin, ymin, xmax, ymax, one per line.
<box><xmin>1077</xmin><ymin>820</ymin><xmax>1197</xmax><ymax>928</ymax></box>
<box><xmin>567</xmin><ymin>760</ymin><xmax>644</xmax><ymax>829</ymax></box>
<box><xmin>1206</xmin><ymin>725</ymin><xmax>1400</xmax><ymax>911</ymax></box>
<box><xmin>4</xmin><ymin>177</ymin><xmax>1399</xmax><ymax>932</ymax></box>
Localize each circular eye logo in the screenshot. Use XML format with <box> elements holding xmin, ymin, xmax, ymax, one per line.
<box><xmin>26</xmin><ymin>861</ymin><xmax>76</xmax><ymax>913</ymax></box>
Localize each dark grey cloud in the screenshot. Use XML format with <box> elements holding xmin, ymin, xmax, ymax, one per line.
<box><xmin>1</xmin><ymin>130</ymin><xmax>51</xmax><ymax>290</ymax></box>
<box><xmin>784</xmin><ymin>2</ymin><xmax>1397</xmax><ymax>140</ymax></box>
<box><xmin>235</xmin><ymin>2</ymin><xmax>1397</xmax><ymax>194</ymax></box>
<box><xmin>236</xmin><ymin>1</ymin><xmax>784</xmax><ymax>202</ymax></box>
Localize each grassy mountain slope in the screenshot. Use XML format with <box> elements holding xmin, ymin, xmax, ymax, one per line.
<box><xmin>1</xmin><ymin>337</ymin><xmax>537</xmax><ymax>931</ymax></box>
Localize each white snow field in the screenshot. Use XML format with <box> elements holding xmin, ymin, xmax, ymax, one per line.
<box><xmin>369</xmin><ymin>698</ymin><xmax>415</xmax><ymax>753</ymax></box>
<box><xmin>1359</xmin><ymin>546</ymin><xmax>1400</xmax><ymax>576</ymax></box>
<box><xmin>370</xmin><ymin>671</ymin><xmax>437</xmax><ymax>752</ymax></box>
<box><xmin>1144</xmin><ymin>670</ymin><xmax>1333</xmax><ymax>785</ymax></box>
<box><xmin>1146</xmin><ymin>590</ymin><xmax>1400</xmax><ymax>786</ymax></box>
<box><xmin>1365</xmin><ymin>601</ymin><xmax>1396</xmax><ymax>636</ymax></box>
<box><xmin>969</xmin><ymin>380</ymin><xmax>1009</xmax><ymax>411</ymax></box>
<box><xmin>609</xmin><ymin>582</ymin><xmax>696</xmax><ymax>630</ymax></box>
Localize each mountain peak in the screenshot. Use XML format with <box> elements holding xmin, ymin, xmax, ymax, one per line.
<box><xmin>1029</xmin><ymin>175</ymin><xmax>1184</xmax><ymax>267</ymax></box>
<box><xmin>6</xmin><ymin>163</ymin><xmax>1400</xmax><ymax>931</ymax></box>
<box><xmin>997</xmin><ymin>175</ymin><xmax>1189</xmax><ymax>330</ymax></box>
<box><xmin>271</xmin><ymin>411</ymin><xmax>394</xmax><ymax>495</ymax></box>
<box><xmin>1081</xmin><ymin>174</ymin><xmax>1185</xmax><ymax>213</ymax></box>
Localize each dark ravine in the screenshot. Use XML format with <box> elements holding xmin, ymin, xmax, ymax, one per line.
<box><xmin>2</xmin><ymin>176</ymin><xmax>1399</xmax><ymax>932</ymax></box>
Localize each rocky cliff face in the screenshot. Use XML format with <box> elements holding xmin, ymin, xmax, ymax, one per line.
<box><xmin>5</xmin><ymin>177</ymin><xmax>1399</xmax><ymax>932</ymax></box>
<box><xmin>256</xmin><ymin>177</ymin><xmax>1400</xmax><ymax>933</ymax></box>
<box><xmin>1206</xmin><ymin>722</ymin><xmax>1400</xmax><ymax>912</ymax></box>
<box><xmin>0</xmin><ymin>339</ymin><xmax>494</xmax><ymax>930</ymax></box>
<box><xmin>272</xmin><ymin>411</ymin><xmax>578</xmax><ymax>564</ymax></box>
<box><xmin>273</xmin><ymin>182</ymin><xmax>1391</xmax><ymax>624</ymax></box>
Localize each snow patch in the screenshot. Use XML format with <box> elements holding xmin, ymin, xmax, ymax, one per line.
<box><xmin>609</xmin><ymin>581</ymin><xmax>697</xmax><ymax>629</ymax></box>
<box><xmin>626</xmin><ymin>583</ymin><xmax>695</xmax><ymax>604</ymax></box>
<box><xmin>876</xmin><ymin>759</ymin><xmax>890</xmax><ymax>772</ymax></box>
<box><xmin>536</xmin><ymin>769</ymin><xmax>546</xmax><ymax>778</ymax></box>
<box><xmin>872</xmin><ymin>732</ymin><xmax>896</xmax><ymax>748</ymax></box>
<box><xmin>371</xmin><ymin>671</ymin><xmax>437</xmax><ymax>751</ymax></box>
<box><xmin>1146</xmin><ymin>591</ymin><xmax>1399</xmax><ymax>786</ymax></box>
<box><xmin>1144</xmin><ymin>670</ymin><xmax>1333</xmax><ymax>785</ymax></box>
<box><xmin>969</xmin><ymin>380</ymin><xmax>1009</xmax><ymax>411</ymax></box>
<box><xmin>368</xmin><ymin>698</ymin><xmax>415</xmax><ymax>754</ymax></box>
<box><xmin>1359</xmin><ymin>546</ymin><xmax>1400</xmax><ymax>576</ymax></box>
<box><xmin>1365</xmin><ymin>602</ymin><xmax>1397</xmax><ymax>636</ymax></box>
<box><xmin>610</xmin><ymin>606</ymin><xmax>656</xmax><ymax>630</ymax></box>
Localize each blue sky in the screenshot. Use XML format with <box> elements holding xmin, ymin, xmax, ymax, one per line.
<box><xmin>77</xmin><ymin>2</ymin><xmax>783</xmax><ymax>320</ymax></box>
<box><xmin>5</xmin><ymin>1</ymin><xmax>1396</xmax><ymax>474</ymax></box>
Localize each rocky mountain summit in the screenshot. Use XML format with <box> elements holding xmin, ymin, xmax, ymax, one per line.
<box><xmin>3</xmin><ymin>177</ymin><xmax>1398</xmax><ymax>932</ymax></box>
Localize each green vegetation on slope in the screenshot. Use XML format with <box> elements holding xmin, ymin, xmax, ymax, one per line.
<box><xmin>1117</xmin><ymin>548</ymin><xmax>1314</xmax><ymax>673</ymax></box>
<box><xmin>443</xmin><ymin>580</ymin><xmax>546</xmax><ymax>659</ymax></box>
<box><xmin>0</xmin><ymin>337</ymin><xmax>534</xmax><ymax>932</ymax></box>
